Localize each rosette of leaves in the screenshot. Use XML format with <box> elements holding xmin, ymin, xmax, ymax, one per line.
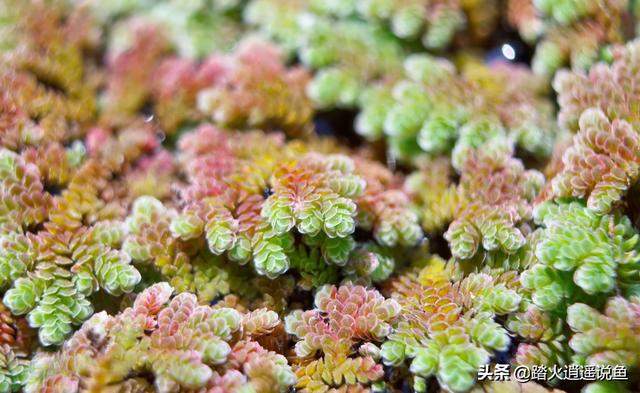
<box><xmin>0</xmin><ymin>0</ymin><xmax>97</xmax><ymax>128</ymax></box>
<box><xmin>0</xmin><ymin>345</ymin><xmax>28</xmax><ymax>393</ymax></box>
<box><xmin>0</xmin><ymin>299</ymin><xmax>34</xmax><ymax>393</ymax></box>
<box><xmin>341</xmin><ymin>243</ymin><xmax>397</xmax><ymax>285</ymax></box>
<box><xmin>354</xmin><ymin>157</ymin><xmax>423</xmax><ymax>247</ymax></box>
<box><xmin>444</xmin><ymin>147</ymin><xmax>544</xmax><ymax>266</ymax></box>
<box><xmin>284</xmin><ymin>283</ymin><xmax>400</xmax><ymax>392</ymax></box>
<box><xmin>246</xmin><ymin>0</ymin><xmax>499</xmax><ymax>61</ymax></box>
<box><xmin>356</xmin><ymin>54</ymin><xmax>468</xmax><ymax>162</ymax></box>
<box><xmin>381</xmin><ymin>271</ymin><xmax>521</xmax><ymax>392</ymax></box>
<box><xmin>554</xmin><ymin>39</ymin><xmax>640</xmax><ymax>134</ymax></box>
<box><xmin>167</xmin><ymin>125</ymin><xmax>421</xmax><ymax>281</ymax></box>
<box><xmin>244</xmin><ymin>0</ymin><xmax>406</xmax><ymax>109</ymax></box>
<box><xmin>507</xmin><ymin>305</ymin><xmax>572</xmax><ymax>371</ymax></box>
<box><xmin>549</xmin><ymin>109</ymin><xmax>640</xmax><ymax>216</ymax></box>
<box><xmin>0</xmin><ymin>149</ymin><xmax>51</xmax><ymax>233</ymax></box>
<box><xmin>0</xmin><ymin>153</ymin><xmax>141</xmax><ymax>346</ymax></box>
<box><xmin>24</xmin><ymin>282</ymin><xmax>295</xmax><ymax>393</ymax></box>
<box><xmin>189</xmin><ymin>150</ymin><xmax>365</xmax><ymax>278</ymax></box>
<box><xmin>85</xmin><ymin>0</ymin><xmax>245</xmax><ymax>59</ymax></box>
<box><xmin>356</xmin><ymin>53</ymin><xmax>557</xmax><ymax>165</ymax></box>
<box><xmin>507</xmin><ymin>0</ymin><xmax>631</xmax><ymax>77</ymax></box>
<box><xmin>568</xmin><ymin>296</ymin><xmax>640</xmax><ymax>366</ymax></box>
<box><xmin>405</xmin><ymin>157</ymin><xmax>464</xmax><ymax>234</ymax></box>
<box><xmin>101</xmin><ymin>20</ymin><xmax>312</xmax><ymax>134</ymax></box>
<box><xmin>356</xmin><ymin>0</ymin><xmax>500</xmax><ymax>49</ymax></box>
<box><xmin>520</xmin><ymin>200</ymin><xmax>640</xmax><ymax>312</ymax></box>
<box><xmin>197</xmin><ymin>38</ymin><xmax>314</xmax><ymax>135</ymax></box>
<box><xmin>123</xmin><ymin>195</ymin><xmax>244</xmax><ymax>304</ymax></box>
<box><xmin>566</xmin><ymin>296</ymin><xmax>640</xmax><ymax>393</ymax></box>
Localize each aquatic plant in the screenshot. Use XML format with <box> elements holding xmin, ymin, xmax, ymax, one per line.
<box><xmin>2</xmin><ymin>1</ymin><xmax>640</xmax><ymax>393</ymax></box>
<box><xmin>508</xmin><ymin>0</ymin><xmax>631</xmax><ymax>77</ymax></box>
